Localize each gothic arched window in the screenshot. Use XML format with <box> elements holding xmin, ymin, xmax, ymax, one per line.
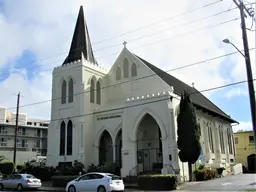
<box><xmin>67</xmin><ymin>120</ymin><xmax>73</xmax><ymax>155</ymax></box>
<box><xmin>123</xmin><ymin>58</ymin><xmax>129</xmax><ymax>78</ymax></box>
<box><xmin>131</xmin><ymin>63</ymin><xmax>137</xmax><ymax>77</ymax></box>
<box><xmin>61</xmin><ymin>80</ymin><xmax>67</xmax><ymax>104</ymax></box>
<box><xmin>59</xmin><ymin>121</ymin><xmax>66</xmax><ymax>156</ymax></box>
<box><xmin>90</xmin><ymin>78</ymin><xmax>95</xmax><ymax>103</ymax></box>
<box><xmin>96</xmin><ymin>81</ymin><xmax>101</xmax><ymax>105</ymax></box>
<box><xmin>68</xmin><ymin>78</ymin><xmax>73</xmax><ymax>103</ymax></box>
<box><xmin>116</xmin><ymin>67</ymin><xmax>121</xmax><ymax>80</ymax></box>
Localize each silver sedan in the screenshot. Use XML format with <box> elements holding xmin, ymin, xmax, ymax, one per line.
<box><xmin>0</xmin><ymin>173</ymin><xmax>42</xmax><ymax>191</ymax></box>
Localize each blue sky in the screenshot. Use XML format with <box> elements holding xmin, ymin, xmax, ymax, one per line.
<box><xmin>0</xmin><ymin>0</ymin><xmax>255</xmax><ymax>132</ymax></box>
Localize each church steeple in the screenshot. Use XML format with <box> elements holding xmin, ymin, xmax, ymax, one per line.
<box><xmin>63</xmin><ymin>6</ymin><xmax>97</xmax><ymax>65</ymax></box>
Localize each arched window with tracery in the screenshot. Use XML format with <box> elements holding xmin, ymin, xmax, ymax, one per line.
<box><xmin>131</xmin><ymin>63</ymin><xmax>137</xmax><ymax>77</ymax></box>
<box><xmin>67</xmin><ymin>120</ymin><xmax>73</xmax><ymax>155</ymax></box>
<box><xmin>123</xmin><ymin>58</ymin><xmax>129</xmax><ymax>78</ymax></box>
<box><xmin>116</xmin><ymin>67</ymin><xmax>121</xmax><ymax>80</ymax></box>
<box><xmin>61</xmin><ymin>80</ymin><xmax>67</xmax><ymax>104</ymax></box>
<box><xmin>90</xmin><ymin>78</ymin><xmax>95</xmax><ymax>103</ymax></box>
<box><xmin>96</xmin><ymin>81</ymin><xmax>101</xmax><ymax>105</ymax></box>
<box><xmin>68</xmin><ymin>78</ymin><xmax>73</xmax><ymax>103</ymax></box>
<box><xmin>59</xmin><ymin>121</ymin><xmax>66</xmax><ymax>156</ymax></box>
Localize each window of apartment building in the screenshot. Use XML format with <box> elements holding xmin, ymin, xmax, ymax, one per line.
<box><xmin>27</xmin><ymin>122</ymin><xmax>32</xmax><ymax>125</ymax></box>
<box><xmin>37</xmin><ymin>130</ymin><xmax>41</xmax><ymax>137</ymax></box>
<box><xmin>0</xmin><ymin>138</ymin><xmax>7</xmax><ymax>146</ymax></box>
<box><xmin>249</xmin><ymin>136</ymin><xmax>254</xmax><ymax>143</ymax></box>
<box><xmin>21</xmin><ymin>139</ymin><xmax>27</xmax><ymax>148</ymax></box>
<box><xmin>36</xmin><ymin>140</ymin><xmax>40</xmax><ymax>148</ymax></box>
<box><xmin>16</xmin><ymin>139</ymin><xmax>21</xmax><ymax>147</ymax></box>
<box><xmin>0</xmin><ymin>126</ymin><xmax>7</xmax><ymax>134</ymax></box>
<box><xmin>235</xmin><ymin>137</ymin><xmax>238</xmax><ymax>144</ymax></box>
<box><xmin>22</xmin><ymin>128</ymin><xmax>26</xmax><ymax>135</ymax></box>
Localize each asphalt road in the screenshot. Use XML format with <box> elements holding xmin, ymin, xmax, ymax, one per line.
<box><xmin>178</xmin><ymin>174</ymin><xmax>256</xmax><ymax>191</ymax></box>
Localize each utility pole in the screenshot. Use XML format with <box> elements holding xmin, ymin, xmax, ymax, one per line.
<box><xmin>13</xmin><ymin>92</ymin><xmax>20</xmax><ymax>169</ymax></box>
<box><xmin>233</xmin><ymin>0</ymin><xmax>256</xmax><ymax>151</ymax></box>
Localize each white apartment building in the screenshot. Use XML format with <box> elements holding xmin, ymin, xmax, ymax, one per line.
<box><xmin>0</xmin><ymin>106</ymin><xmax>49</xmax><ymax>165</ymax></box>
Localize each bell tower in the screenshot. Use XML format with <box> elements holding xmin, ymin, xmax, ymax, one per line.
<box><xmin>46</xmin><ymin>6</ymin><xmax>107</xmax><ymax>167</ymax></box>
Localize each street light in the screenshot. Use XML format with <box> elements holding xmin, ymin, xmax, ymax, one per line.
<box><xmin>222</xmin><ymin>38</ymin><xmax>246</xmax><ymax>58</ymax></box>
<box><xmin>222</xmin><ymin>38</ymin><xmax>256</xmax><ymax>152</ymax></box>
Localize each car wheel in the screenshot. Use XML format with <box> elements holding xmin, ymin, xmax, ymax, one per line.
<box><xmin>68</xmin><ymin>185</ymin><xmax>76</xmax><ymax>192</ymax></box>
<box><xmin>0</xmin><ymin>183</ymin><xmax>3</xmax><ymax>190</ymax></box>
<box><xmin>97</xmin><ymin>186</ymin><xmax>106</xmax><ymax>192</ymax></box>
<box><xmin>17</xmin><ymin>183</ymin><xmax>23</xmax><ymax>191</ymax></box>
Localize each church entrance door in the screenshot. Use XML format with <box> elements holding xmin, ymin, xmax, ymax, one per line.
<box><xmin>99</xmin><ymin>130</ymin><xmax>113</xmax><ymax>165</ymax></box>
<box><xmin>136</xmin><ymin>113</ymin><xmax>163</xmax><ymax>174</ymax></box>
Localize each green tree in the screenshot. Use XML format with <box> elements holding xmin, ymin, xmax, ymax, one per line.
<box><xmin>177</xmin><ymin>91</ymin><xmax>201</xmax><ymax>181</ymax></box>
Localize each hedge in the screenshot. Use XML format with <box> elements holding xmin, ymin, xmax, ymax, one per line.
<box><xmin>51</xmin><ymin>175</ymin><xmax>79</xmax><ymax>187</ymax></box>
<box><xmin>0</xmin><ymin>162</ymin><xmax>14</xmax><ymax>175</ymax></box>
<box><xmin>193</xmin><ymin>169</ymin><xmax>218</xmax><ymax>181</ymax></box>
<box><xmin>137</xmin><ymin>174</ymin><xmax>178</xmax><ymax>190</ymax></box>
<box><xmin>21</xmin><ymin>166</ymin><xmax>56</xmax><ymax>181</ymax></box>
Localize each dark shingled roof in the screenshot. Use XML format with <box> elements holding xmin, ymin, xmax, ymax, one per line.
<box><xmin>63</xmin><ymin>6</ymin><xmax>97</xmax><ymax>65</ymax></box>
<box><xmin>135</xmin><ymin>55</ymin><xmax>237</xmax><ymax>123</ymax></box>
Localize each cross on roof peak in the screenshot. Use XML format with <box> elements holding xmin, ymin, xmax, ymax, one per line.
<box><xmin>123</xmin><ymin>41</ymin><xmax>127</xmax><ymax>48</ymax></box>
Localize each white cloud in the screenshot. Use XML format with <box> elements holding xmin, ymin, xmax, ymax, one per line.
<box><xmin>225</xmin><ymin>87</ymin><xmax>248</xmax><ymax>99</ymax></box>
<box><xmin>232</xmin><ymin>121</ymin><xmax>253</xmax><ymax>133</ymax></box>
<box><xmin>0</xmin><ymin>69</ymin><xmax>51</xmax><ymax>120</ymax></box>
<box><xmin>0</xmin><ymin>0</ymin><xmax>255</xmax><ymax>119</ymax></box>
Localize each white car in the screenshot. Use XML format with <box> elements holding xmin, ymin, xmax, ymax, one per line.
<box><xmin>0</xmin><ymin>174</ymin><xmax>42</xmax><ymax>191</ymax></box>
<box><xmin>66</xmin><ymin>172</ymin><xmax>124</xmax><ymax>192</ymax></box>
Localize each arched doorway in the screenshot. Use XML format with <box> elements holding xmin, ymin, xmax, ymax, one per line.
<box><xmin>99</xmin><ymin>130</ymin><xmax>113</xmax><ymax>165</ymax></box>
<box><xmin>247</xmin><ymin>154</ymin><xmax>256</xmax><ymax>173</ymax></box>
<box><xmin>136</xmin><ymin>114</ymin><xmax>163</xmax><ymax>174</ymax></box>
<box><xmin>115</xmin><ymin>129</ymin><xmax>122</xmax><ymax>166</ymax></box>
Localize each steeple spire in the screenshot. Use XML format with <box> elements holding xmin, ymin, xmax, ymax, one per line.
<box><xmin>63</xmin><ymin>6</ymin><xmax>97</xmax><ymax>65</ymax></box>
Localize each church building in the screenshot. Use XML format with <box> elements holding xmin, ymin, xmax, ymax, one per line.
<box><xmin>46</xmin><ymin>6</ymin><xmax>237</xmax><ymax>180</ymax></box>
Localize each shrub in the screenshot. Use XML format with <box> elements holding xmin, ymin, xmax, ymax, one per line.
<box><xmin>21</xmin><ymin>165</ymin><xmax>56</xmax><ymax>181</ymax></box>
<box><xmin>137</xmin><ymin>174</ymin><xmax>178</xmax><ymax>190</ymax></box>
<box><xmin>0</xmin><ymin>162</ymin><xmax>14</xmax><ymax>175</ymax></box>
<box><xmin>193</xmin><ymin>169</ymin><xmax>218</xmax><ymax>181</ymax></box>
<box><xmin>51</xmin><ymin>175</ymin><xmax>78</xmax><ymax>187</ymax></box>
<box><xmin>87</xmin><ymin>162</ymin><xmax>121</xmax><ymax>176</ymax></box>
<box><xmin>16</xmin><ymin>164</ymin><xmax>25</xmax><ymax>171</ymax></box>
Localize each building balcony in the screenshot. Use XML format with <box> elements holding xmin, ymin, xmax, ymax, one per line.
<box><xmin>0</xmin><ymin>132</ymin><xmax>47</xmax><ymax>138</ymax></box>
<box><xmin>0</xmin><ymin>145</ymin><xmax>30</xmax><ymax>151</ymax></box>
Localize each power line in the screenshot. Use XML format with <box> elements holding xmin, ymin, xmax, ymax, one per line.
<box><xmin>92</xmin><ymin>0</ymin><xmax>224</xmax><ymax>45</ymax></box>
<box><xmin>0</xmin><ymin>11</ymin><xmax>238</xmax><ymax>78</ymax></box>
<box><xmin>93</xmin><ymin>8</ymin><xmax>238</xmax><ymax>53</ymax></box>
<box><xmin>0</xmin><ymin>0</ymin><xmax>228</xmax><ymax>77</ymax></box>
<box><xmin>48</xmin><ymin>17</ymin><xmax>240</xmax><ymax>76</ymax></box>
<box><xmin>15</xmin><ymin>17</ymin><xmax>238</xmax><ymax>79</ymax></box>
<box><xmin>1</xmin><ymin>48</ymin><xmax>254</xmax><ymax>113</ymax></box>
<box><xmin>1</xmin><ymin>79</ymin><xmax>253</xmax><ymax>123</ymax></box>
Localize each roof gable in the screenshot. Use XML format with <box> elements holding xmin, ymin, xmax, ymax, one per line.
<box><xmin>135</xmin><ymin>55</ymin><xmax>236</xmax><ymax>123</ymax></box>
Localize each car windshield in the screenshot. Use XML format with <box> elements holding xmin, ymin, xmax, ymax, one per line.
<box><xmin>25</xmin><ymin>175</ymin><xmax>36</xmax><ymax>179</ymax></box>
<box><xmin>106</xmin><ymin>174</ymin><xmax>121</xmax><ymax>180</ymax></box>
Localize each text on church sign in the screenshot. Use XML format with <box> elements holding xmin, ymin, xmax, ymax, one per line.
<box><xmin>97</xmin><ymin>115</ymin><xmax>121</xmax><ymax>121</ymax></box>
